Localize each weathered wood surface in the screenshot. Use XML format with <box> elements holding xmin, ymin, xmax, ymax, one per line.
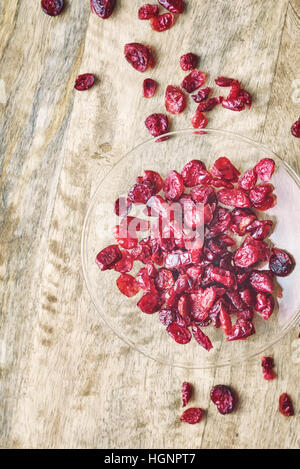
<box><xmin>0</xmin><ymin>0</ymin><xmax>299</xmax><ymax>449</ymax></box>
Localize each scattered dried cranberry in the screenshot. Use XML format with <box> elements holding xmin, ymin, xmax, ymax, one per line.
<box><xmin>124</xmin><ymin>43</ymin><xmax>155</xmax><ymax>72</ymax></box>
<box><xmin>255</xmin><ymin>293</ymin><xmax>274</xmax><ymax>320</ymax></box>
<box><xmin>249</xmin><ymin>270</ymin><xmax>274</xmax><ymax>293</ymax></box>
<box><xmin>269</xmin><ymin>248</ymin><xmax>294</xmax><ymax>277</ymax></box>
<box><xmin>196</xmin><ymin>97</ymin><xmax>223</xmax><ymax>112</ymax></box>
<box><xmin>218</xmin><ymin>188</ymin><xmax>251</xmax><ymax>208</ymax></box>
<box><xmin>180</xmin><ymin>407</ymin><xmax>204</xmax><ymax>424</ymax></box>
<box><xmin>211</xmin><ymin>157</ymin><xmax>240</xmax><ymax>182</ymax></box>
<box><xmin>128</xmin><ymin>180</ymin><xmax>156</xmax><ymax>204</ymax></box>
<box><xmin>180</xmin><ymin>53</ymin><xmax>198</xmax><ymax>71</ymax></box>
<box><xmin>114</xmin><ymin>251</ymin><xmax>133</xmax><ymax>273</ymax></box>
<box><xmin>191</xmin><ymin>87</ymin><xmax>211</xmax><ymax>103</ymax></box>
<box><xmin>41</xmin><ymin>0</ymin><xmax>64</xmax><ymax>16</ymax></box>
<box><xmin>215</xmin><ymin>76</ymin><xmax>236</xmax><ymax>87</ymax></box>
<box><xmin>164</xmin><ymin>170</ymin><xmax>184</xmax><ymax>201</ymax></box>
<box><xmin>165</xmin><ymin>85</ymin><xmax>186</xmax><ymax>114</ymax></box>
<box><xmin>279</xmin><ymin>393</ymin><xmax>294</xmax><ymax>416</ymax></box>
<box><xmin>150</xmin><ymin>13</ymin><xmax>175</xmax><ymax>32</ymax></box>
<box><xmin>255</xmin><ymin>158</ymin><xmax>275</xmax><ymax>182</ymax></box>
<box><xmin>291</xmin><ymin>118</ymin><xmax>300</xmax><ymax>138</ymax></box>
<box><xmin>192</xmin><ymin>323</ymin><xmax>213</xmax><ymax>351</ymax></box>
<box><xmin>227</xmin><ymin>318</ymin><xmax>255</xmax><ymax>341</ymax></box>
<box><xmin>116</xmin><ymin>274</ymin><xmax>140</xmax><ymax>297</ymax></box>
<box><xmin>138</xmin><ymin>292</ymin><xmax>161</xmax><ymax>314</ymax></box>
<box><xmin>90</xmin><ymin>0</ymin><xmax>116</xmax><ymax>18</ymax></box>
<box><xmin>238</xmin><ymin>169</ymin><xmax>257</xmax><ymax>191</ymax></box>
<box><xmin>138</xmin><ymin>4</ymin><xmax>159</xmax><ymax>19</ymax></box>
<box><xmin>114</xmin><ymin>197</ymin><xmax>132</xmax><ymax>216</ymax></box>
<box><xmin>159</xmin><ymin>308</ymin><xmax>175</xmax><ymax>326</ymax></box>
<box><xmin>158</xmin><ymin>0</ymin><xmax>185</xmax><ymax>14</ymax></box>
<box><xmin>145</xmin><ymin>113</ymin><xmax>169</xmax><ymax>138</ymax></box>
<box><xmin>222</xmin><ymin>97</ymin><xmax>246</xmax><ymax>111</ymax></box>
<box><xmin>137</xmin><ymin>170</ymin><xmax>164</xmax><ymax>194</ymax></box>
<box><xmin>182</xmin><ymin>381</ymin><xmax>193</xmax><ymax>407</ymax></box>
<box><xmin>181</xmin><ymin>160</ymin><xmax>210</xmax><ymax>187</ymax></box>
<box><xmin>191</xmin><ymin>110</ymin><xmax>208</xmax><ymax>130</ymax></box>
<box><xmin>74</xmin><ymin>74</ymin><xmax>95</xmax><ymax>91</ymax></box>
<box><xmin>261</xmin><ymin>356</ymin><xmax>276</xmax><ymax>381</ymax></box>
<box><xmin>143</xmin><ymin>78</ymin><xmax>158</xmax><ymax>98</ymax></box>
<box><xmin>167</xmin><ymin>322</ymin><xmax>191</xmax><ymax>344</ymax></box>
<box><xmin>181</xmin><ymin>70</ymin><xmax>206</xmax><ymax>93</ymax></box>
<box><xmin>210</xmin><ymin>385</ymin><xmax>236</xmax><ymax>414</ymax></box>
<box><xmin>96</xmin><ymin>245</ymin><xmax>122</xmax><ymax>271</ymax></box>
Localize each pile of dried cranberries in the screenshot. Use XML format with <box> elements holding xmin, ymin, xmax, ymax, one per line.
<box><xmin>96</xmin><ymin>156</ymin><xmax>295</xmax><ymax>350</ymax></box>
<box><xmin>95</xmin><ymin>156</ymin><xmax>295</xmax><ymax>350</ymax></box>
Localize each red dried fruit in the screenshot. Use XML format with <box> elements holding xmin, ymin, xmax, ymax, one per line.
<box><xmin>41</xmin><ymin>0</ymin><xmax>64</xmax><ymax>16</ymax></box>
<box><xmin>249</xmin><ymin>183</ymin><xmax>273</xmax><ymax>206</ymax></box>
<box><xmin>191</xmin><ymin>110</ymin><xmax>208</xmax><ymax>130</ymax></box>
<box><xmin>210</xmin><ymin>266</ymin><xmax>236</xmax><ymax>288</ymax></box>
<box><xmin>138</xmin><ymin>4</ymin><xmax>159</xmax><ymax>19</ymax></box>
<box><xmin>255</xmin><ymin>158</ymin><xmax>275</xmax><ymax>182</ymax></box>
<box><xmin>181</xmin><ymin>70</ymin><xmax>206</xmax><ymax>93</ymax></box>
<box><xmin>239</xmin><ymin>288</ymin><xmax>255</xmax><ymax>307</ymax></box>
<box><xmin>227</xmin><ymin>80</ymin><xmax>241</xmax><ymax>99</ymax></box>
<box><xmin>215</xmin><ymin>76</ymin><xmax>236</xmax><ymax>87</ymax></box>
<box><xmin>167</xmin><ymin>322</ymin><xmax>191</xmax><ymax>344</ymax></box>
<box><xmin>249</xmin><ymin>270</ymin><xmax>274</xmax><ymax>293</ymax></box>
<box><xmin>159</xmin><ymin>308</ymin><xmax>175</xmax><ymax>326</ymax></box>
<box><xmin>230</xmin><ymin>208</ymin><xmax>257</xmax><ymax>236</ymax></box>
<box><xmin>208</xmin><ymin>207</ymin><xmax>232</xmax><ymax>237</ymax></box>
<box><xmin>219</xmin><ymin>304</ymin><xmax>232</xmax><ymax>336</ymax></box>
<box><xmin>113</xmin><ymin>225</ymin><xmax>138</xmax><ymax>250</ymax></box>
<box><xmin>196</xmin><ymin>97</ymin><xmax>223</xmax><ymax>112</ymax></box>
<box><xmin>279</xmin><ymin>393</ymin><xmax>294</xmax><ymax>416</ymax></box>
<box><xmin>246</xmin><ymin>219</ymin><xmax>273</xmax><ymax>240</ymax></box>
<box><xmin>255</xmin><ymin>293</ymin><xmax>274</xmax><ymax>320</ymax></box>
<box><xmin>180</xmin><ymin>407</ymin><xmax>204</xmax><ymax>424</ymax></box>
<box><xmin>90</xmin><ymin>0</ymin><xmax>116</xmax><ymax>18</ymax></box>
<box><xmin>137</xmin><ymin>170</ymin><xmax>164</xmax><ymax>194</ymax></box>
<box><xmin>269</xmin><ymin>248</ymin><xmax>294</xmax><ymax>277</ymax></box>
<box><xmin>150</xmin><ymin>13</ymin><xmax>175</xmax><ymax>32</ymax></box>
<box><xmin>181</xmin><ymin>160</ymin><xmax>210</xmax><ymax>187</ymax></box>
<box><xmin>158</xmin><ymin>0</ymin><xmax>185</xmax><ymax>14</ymax></box>
<box><xmin>114</xmin><ymin>251</ymin><xmax>133</xmax><ymax>273</ymax></box>
<box><xmin>96</xmin><ymin>245</ymin><xmax>122</xmax><ymax>271</ymax></box>
<box><xmin>210</xmin><ymin>385</ymin><xmax>236</xmax><ymax>414</ymax></box>
<box><xmin>238</xmin><ymin>169</ymin><xmax>257</xmax><ymax>191</ymax></box>
<box><xmin>164</xmin><ymin>170</ymin><xmax>184</xmax><ymax>201</ymax></box>
<box><xmin>180</xmin><ymin>53</ymin><xmax>198</xmax><ymax>71</ymax></box>
<box><xmin>261</xmin><ymin>356</ymin><xmax>276</xmax><ymax>381</ymax></box>
<box><xmin>116</xmin><ymin>274</ymin><xmax>140</xmax><ymax>297</ymax></box>
<box><xmin>227</xmin><ymin>318</ymin><xmax>255</xmax><ymax>341</ymax></box>
<box><xmin>191</xmin><ymin>186</ymin><xmax>216</xmax><ymax>205</ymax></box>
<box><xmin>238</xmin><ymin>89</ymin><xmax>252</xmax><ymax>109</ymax></box>
<box><xmin>155</xmin><ymin>268</ymin><xmax>175</xmax><ymax>291</ymax></box>
<box><xmin>192</xmin><ymin>323</ymin><xmax>213</xmax><ymax>351</ymax></box>
<box><xmin>291</xmin><ymin>118</ymin><xmax>300</xmax><ymax>138</ymax></box>
<box><xmin>138</xmin><ymin>292</ymin><xmax>161</xmax><ymax>314</ymax></box>
<box><xmin>234</xmin><ymin>236</ymin><xmax>270</xmax><ymax>268</ymax></box>
<box><xmin>74</xmin><ymin>74</ymin><xmax>95</xmax><ymax>91</ymax></box>
<box><xmin>114</xmin><ymin>196</ymin><xmax>132</xmax><ymax>216</ymax></box>
<box><xmin>143</xmin><ymin>78</ymin><xmax>158</xmax><ymax>98</ymax></box>
<box><xmin>222</xmin><ymin>97</ymin><xmax>246</xmax><ymax>111</ymax></box>
<box><xmin>190</xmin><ymin>288</ymin><xmax>216</xmax><ymax>321</ymax></box>
<box><xmin>165</xmin><ymin>85</ymin><xmax>186</xmax><ymax>114</ymax></box>
<box><xmin>192</xmin><ymin>87</ymin><xmax>211</xmax><ymax>103</ymax></box>
<box><xmin>128</xmin><ymin>180</ymin><xmax>156</xmax><ymax>204</ymax></box>
<box><xmin>182</xmin><ymin>381</ymin><xmax>193</xmax><ymax>407</ymax></box>
<box><xmin>145</xmin><ymin>113</ymin><xmax>169</xmax><ymax>138</ymax></box>
<box><xmin>124</xmin><ymin>43</ymin><xmax>155</xmax><ymax>73</ymax></box>
<box><xmin>210</xmin><ymin>157</ymin><xmax>240</xmax><ymax>182</ymax></box>
<box><xmin>218</xmin><ymin>188</ymin><xmax>251</xmax><ymax>208</ymax></box>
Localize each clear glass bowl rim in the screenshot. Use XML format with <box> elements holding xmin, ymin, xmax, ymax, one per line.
<box><xmin>81</xmin><ymin>128</ymin><xmax>300</xmax><ymax>369</ymax></box>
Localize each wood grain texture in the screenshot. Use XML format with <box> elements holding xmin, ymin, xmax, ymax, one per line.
<box><xmin>0</xmin><ymin>0</ymin><xmax>299</xmax><ymax>449</ymax></box>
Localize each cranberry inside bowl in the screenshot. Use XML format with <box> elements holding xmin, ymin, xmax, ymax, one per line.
<box><xmin>81</xmin><ymin>129</ymin><xmax>300</xmax><ymax>369</ymax></box>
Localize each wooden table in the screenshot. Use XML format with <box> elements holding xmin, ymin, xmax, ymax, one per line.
<box><xmin>0</xmin><ymin>0</ymin><xmax>299</xmax><ymax>449</ymax></box>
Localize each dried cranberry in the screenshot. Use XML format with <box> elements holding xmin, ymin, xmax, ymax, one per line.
<box><xmin>249</xmin><ymin>183</ymin><xmax>273</xmax><ymax>206</ymax></box>
<box><xmin>249</xmin><ymin>270</ymin><xmax>274</xmax><ymax>293</ymax></box>
<box><xmin>238</xmin><ymin>89</ymin><xmax>252</xmax><ymax>109</ymax></box>
<box><xmin>227</xmin><ymin>318</ymin><xmax>255</xmax><ymax>341</ymax></box>
<box><xmin>261</xmin><ymin>356</ymin><xmax>276</xmax><ymax>381</ymax></box>
<box><xmin>279</xmin><ymin>393</ymin><xmax>294</xmax><ymax>416</ymax></box>
<box><xmin>208</xmin><ymin>207</ymin><xmax>232</xmax><ymax>237</ymax></box>
<box><xmin>210</xmin><ymin>385</ymin><xmax>236</xmax><ymax>415</ymax></box>
<box><xmin>96</xmin><ymin>245</ymin><xmax>122</xmax><ymax>271</ymax></box>
<box><xmin>164</xmin><ymin>170</ymin><xmax>184</xmax><ymax>201</ymax></box>
<box><xmin>215</xmin><ymin>76</ymin><xmax>236</xmax><ymax>87</ymax></box>
<box><xmin>218</xmin><ymin>188</ymin><xmax>251</xmax><ymax>208</ymax></box>
<box><xmin>159</xmin><ymin>308</ymin><xmax>175</xmax><ymax>326</ymax></box>
<box><xmin>246</xmin><ymin>219</ymin><xmax>273</xmax><ymax>240</ymax></box>
<box><xmin>182</xmin><ymin>381</ymin><xmax>193</xmax><ymax>407</ymax></box>
<box><xmin>234</xmin><ymin>237</ymin><xmax>270</xmax><ymax>268</ymax></box>
<box><xmin>255</xmin><ymin>158</ymin><xmax>275</xmax><ymax>182</ymax></box>
<box><xmin>196</xmin><ymin>97</ymin><xmax>223</xmax><ymax>112</ymax></box>
<box><xmin>210</xmin><ymin>157</ymin><xmax>240</xmax><ymax>182</ymax></box>
<box><xmin>155</xmin><ymin>268</ymin><xmax>175</xmax><ymax>291</ymax></box>
<box><xmin>138</xmin><ymin>4</ymin><xmax>159</xmax><ymax>19</ymax></box>
<box><xmin>192</xmin><ymin>87</ymin><xmax>211</xmax><ymax>103</ymax></box>
<box><xmin>191</xmin><ymin>110</ymin><xmax>208</xmax><ymax>130</ymax></box>
<box><xmin>165</xmin><ymin>85</ymin><xmax>186</xmax><ymax>114</ymax></box>
<box><xmin>166</xmin><ymin>322</ymin><xmax>191</xmax><ymax>344</ymax></box>
<box><xmin>181</xmin><ymin>70</ymin><xmax>206</xmax><ymax>93</ymax></box>
<box><xmin>291</xmin><ymin>118</ymin><xmax>300</xmax><ymax>138</ymax></box>
<box><xmin>138</xmin><ymin>292</ymin><xmax>161</xmax><ymax>314</ymax></box>
<box><xmin>230</xmin><ymin>208</ymin><xmax>257</xmax><ymax>236</ymax></box>
<box><xmin>219</xmin><ymin>304</ymin><xmax>232</xmax><ymax>336</ymax></box>
<box><xmin>114</xmin><ymin>251</ymin><xmax>133</xmax><ymax>273</ymax></box>
<box><xmin>222</xmin><ymin>97</ymin><xmax>246</xmax><ymax>111</ymax></box>
<box><xmin>41</xmin><ymin>0</ymin><xmax>64</xmax><ymax>16</ymax></box>
<box><xmin>227</xmin><ymin>80</ymin><xmax>241</xmax><ymax>99</ymax></box>
<box><xmin>124</xmin><ymin>43</ymin><xmax>155</xmax><ymax>73</ymax></box>
<box><xmin>145</xmin><ymin>113</ymin><xmax>169</xmax><ymax>138</ymax></box>
<box><xmin>137</xmin><ymin>171</ymin><xmax>164</xmax><ymax>194</ymax></box>
<box><xmin>113</xmin><ymin>225</ymin><xmax>138</xmax><ymax>250</ymax></box>
<box><xmin>74</xmin><ymin>74</ymin><xmax>95</xmax><ymax>91</ymax></box>
<box><xmin>239</xmin><ymin>288</ymin><xmax>255</xmax><ymax>307</ymax></box>
<box><xmin>114</xmin><ymin>197</ymin><xmax>132</xmax><ymax>216</ymax></box>
<box><xmin>238</xmin><ymin>169</ymin><xmax>257</xmax><ymax>191</ymax></box>
<box><xmin>191</xmin><ymin>186</ymin><xmax>216</xmax><ymax>205</ymax></box>
<box><xmin>90</xmin><ymin>0</ymin><xmax>116</xmax><ymax>18</ymax></box>
<box><xmin>128</xmin><ymin>180</ymin><xmax>156</xmax><ymax>204</ymax></box>
<box><xmin>180</xmin><ymin>407</ymin><xmax>204</xmax><ymax>424</ymax></box>
<box><xmin>150</xmin><ymin>13</ymin><xmax>175</xmax><ymax>32</ymax></box>
<box><xmin>180</xmin><ymin>53</ymin><xmax>198</xmax><ymax>71</ymax></box>
<box><xmin>269</xmin><ymin>248</ymin><xmax>294</xmax><ymax>277</ymax></box>
<box><xmin>255</xmin><ymin>292</ymin><xmax>274</xmax><ymax>320</ymax></box>
<box><xmin>116</xmin><ymin>274</ymin><xmax>140</xmax><ymax>297</ymax></box>
<box><xmin>181</xmin><ymin>160</ymin><xmax>210</xmax><ymax>187</ymax></box>
<box><xmin>191</xmin><ymin>323</ymin><xmax>213</xmax><ymax>351</ymax></box>
<box><xmin>143</xmin><ymin>78</ymin><xmax>158</xmax><ymax>98</ymax></box>
<box><xmin>158</xmin><ymin>0</ymin><xmax>185</xmax><ymax>14</ymax></box>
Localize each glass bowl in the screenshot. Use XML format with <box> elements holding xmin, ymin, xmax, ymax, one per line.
<box><xmin>81</xmin><ymin>129</ymin><xmax>300</xmax><ymax>369</ymax></box>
